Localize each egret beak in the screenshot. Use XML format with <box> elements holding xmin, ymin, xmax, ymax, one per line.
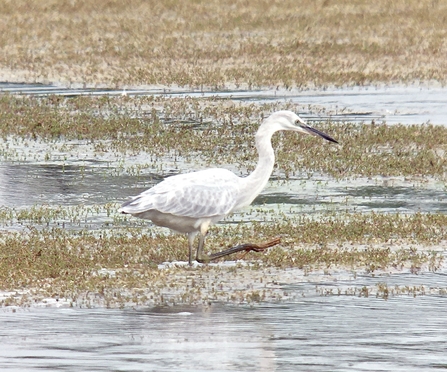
<box><xmin>297</xmin><ymin>120</ymin><xmax>339</xmax><ymax>144</ymax></box>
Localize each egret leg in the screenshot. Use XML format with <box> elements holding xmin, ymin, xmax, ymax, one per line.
<box><xmin>187</xmin><ymin>233</ymin><xmax>196</xmax><ymax>266</ymax></box>
<box><xmin>196</xmin><ymin>234</ymin><xmax>211</xmax><ymax>264</ymax></box>
<box><xmin>195</xmin><ymin>237</ymin><xmax>281</xmax><ymax>264</ymax></box>
<box><xmin>208</xmin><ymin>237</ymin><xmax>281</xmax><ymax>261</ymax></box>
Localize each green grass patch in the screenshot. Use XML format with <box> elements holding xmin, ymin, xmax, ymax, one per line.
<box><xmin>1</xmin><ymin>95</ymin><xmax>446</xmax><ymax>179</ymax></box>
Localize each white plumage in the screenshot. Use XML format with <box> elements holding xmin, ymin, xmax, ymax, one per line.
<box><xmin>120</xmin><ymin>110</ymin><xmax>338</xmax><ymax>265</ymax></box>
<box><xmin>122</xmin><ymin>169</ymin><xmax>240</xmax><ymax>220</ymax></box>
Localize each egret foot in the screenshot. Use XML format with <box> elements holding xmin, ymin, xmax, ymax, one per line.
<box><xmin>196</xmin><ymin>254</ymin><xmax>211</xmax><ymax>264</ymax></box>
<box><xmin>207</xmin><ymin>237</ymin><xmax>281</xmax><ymax>262</ymax></box>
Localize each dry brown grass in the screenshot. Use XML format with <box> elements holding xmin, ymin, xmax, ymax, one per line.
<box><xmin>0</xmin><ymin>210</ymin><xmax>444</xmax><ymax>307</ymax></box>
<box><xmin>1</xmin><ymin>95</ymin><xmax>446</xmax><ymax>179</ymax></box>
<box><xmin>1</xmin><ymin>0</ymin><xmax>447</xmax><ymax>88</ymax></box>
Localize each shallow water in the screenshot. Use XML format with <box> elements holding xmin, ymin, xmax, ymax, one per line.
<box><xmin>1</xmin><ymin>294</ymin><xmax>447</xmax><ymax>371</ymax></box>
<box><xmin>1</xmin><ymin>83</ymin><xmax>447</xmax><ymax>370</ymax></box>
<box><xmin>2</xmin><ymin>82</ymin><xmax>447</xmax><ymax>125</ymax></box>
<box><xmin>1</xmin><ymin>162</ymin><xmax>446</xmax><ymax>232</ymax></box>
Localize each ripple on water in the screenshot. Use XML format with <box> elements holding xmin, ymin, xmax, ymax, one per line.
<box><xmin>0</xmin><ymin>295</ymin><xmax>447</xmax><ymax>371</ymax></box>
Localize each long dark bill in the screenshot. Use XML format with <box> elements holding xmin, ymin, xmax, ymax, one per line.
<box><xmin>299</xmin><ymin>124</ymin><xmax>339</xmax><ymax>144</ymax></box>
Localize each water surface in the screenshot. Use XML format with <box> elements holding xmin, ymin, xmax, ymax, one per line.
<box><xmin>2</xmin><ymin>82</ymin><xmax>447</xmax><ymax>124</ymax></box>
<box><xmin>1</xmin><ymin>294</ymin><xmax>447</xmax><ymax>371</ymax></box>
<box><xmin>1</xmin><ymin>83</ymin><xmax>446</xmax><ymax>370</ymax></box>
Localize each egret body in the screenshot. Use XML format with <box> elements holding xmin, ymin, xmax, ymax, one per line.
<box><xmin>120</xmin><ymin>110</ymin><xmax>338</xmax><ymax>265</ymax></box>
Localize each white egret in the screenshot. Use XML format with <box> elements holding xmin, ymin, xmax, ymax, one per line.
<box><xmin>120</xmin><ymin>110</ymin><xmax>338</xmax><ymax>265</ymax></box>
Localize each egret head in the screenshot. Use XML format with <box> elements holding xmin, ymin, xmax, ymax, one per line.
<box><xmin>262</xmin><ymin>110</ymin><xmax>338</xmax><ymax>144</ymax></box>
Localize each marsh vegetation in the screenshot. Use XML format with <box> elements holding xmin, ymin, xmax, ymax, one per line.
<box><xmin>0</xmin><ymin>94</ymin><xmax>446</xmax><ymax>307</ymax></box>
<box><xmin>1</xmin><ymin>0</ymin><xmax>447</xmax><ymax>88</ymax></box>
<box><xmin>0</xmin><ymin>1</ymin><xmax>446</xmax><ymax>307</ymax></box>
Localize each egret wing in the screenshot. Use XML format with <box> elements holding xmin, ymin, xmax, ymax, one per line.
<box><xmin>120</xmin><ymin>169</ymin><xmax>241</xmax><ymax>218</ymax></box>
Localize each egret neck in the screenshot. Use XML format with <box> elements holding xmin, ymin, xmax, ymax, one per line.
<box><xmin>237</xmin><ymin>124</ymin><xmax>276</xmax><ymax>208</ymax></box>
